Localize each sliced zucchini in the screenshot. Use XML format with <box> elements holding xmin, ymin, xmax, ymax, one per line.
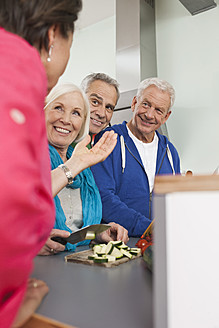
<box><xmin>104</xmin><ymin>255</ymin><xmax>116</xmax><ymax>262</ymax></box>
<box><xmin>130</xmin><ymin>247</ymin><xmax>141</xmax><ymax>252</ymax></box>
<box><xmin>100</xmin><ymin>244</ymin><xmax>107</xmax><ymax>254</ymax></box>
<box><xmin>105</xmin><ymin>242</ymin><xmax>114</xmax><ymax>254</ymax></box>
<box><xmin>110</xmin><ymin>247</ymin><xmax>123</xmax><ymax>259</ymax></box>
<box><xmin>95</xmin><ymin>244</ymin><xmax>107</xmax><ymax>255</ymax></box>
<box><xmin>93</xmin><ymin>256</ymin><xmax>108</xmax><ymax>263</ymax></box>
<box><xmin>88</xmin><ymin>254</ymin><xmax>98</xmax><ymax>260</ymax></box>
<box><xmin>89</xmin><ymin>241</ymin><xmax>136</xmax><ymax>263</ymax></box>
<box><xmin>117</xmin><ymin>242</ymin><xmax>129</xmax><ymax>249</ymax></box>
<box><xmin>130</xmin><ymin>247</ymin><xmax>141</xmax><ymax>255</ymax></box>
<box><xmin>85</xmin><ymin>231</ymin><xmax>96</xmax><ymax>240</ymax></box>
<box><xmin>109</xmin><ymin>240</ymin><xmax>123</xmax><ymax>246</ymax></box>
<box><xmin>120</xmin><ymin>249</ymin><xmax>133</xmax><ymax>259</ymax></box>
<box><xmin>93</xmin><ymin>245</ymin><xmax>102</xmax><ymax>254</ymax></box>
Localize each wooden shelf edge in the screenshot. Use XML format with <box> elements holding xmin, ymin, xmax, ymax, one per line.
<box><xmin>154</xmin><ymin>174</ymin><xmax>219</xmax><ymax>194</ymax></box>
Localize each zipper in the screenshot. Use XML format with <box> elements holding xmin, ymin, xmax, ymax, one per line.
<box><xmin>124</xmin><ymin>142</ymin><xmax>169</xmax><ymax>221</ymax></box>
<box><xmin>149</xmin><ymin>191</ymin><xmax>152</xmax><ymax>220</ymax></box>
<box><xmin>124</xmin><ymin>143</ymin><xmax>152</xmax><ymax>218</ymax></box>
<box><xmin>125</xmin><ymin>143</ymin><xmax>146</xmax><ymax>174</ymax></box>
<box><xmin>157</xmin><ymin>147</ymin><xmax>168</xmax><ymax>175</ymax></box>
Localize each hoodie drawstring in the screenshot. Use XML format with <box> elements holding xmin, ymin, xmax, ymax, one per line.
<box><xmin>121</xmin><ymin>135</ymin><xmax>175</xmax><ymax>175</ymax></box>
<box><xmin>167</xmin><ymin>144</ymin><xmax>175</xmax><ymax>175</ymax></box>
<box><xmin>120</xmin><ymin>135</ymin><xmax>126</xmax><ymax>173</ymax></box>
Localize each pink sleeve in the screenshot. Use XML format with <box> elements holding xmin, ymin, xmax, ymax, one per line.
<box><xmin>0</xmin><ymin>28</ymin><xmax>55</xmax><ymax>328</ymax></box>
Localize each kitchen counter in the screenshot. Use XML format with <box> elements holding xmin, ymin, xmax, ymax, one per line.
<box><xmin>32</xmin><ymin>238</ymin><xmax>152</xmax><ymax>328</ymax></box>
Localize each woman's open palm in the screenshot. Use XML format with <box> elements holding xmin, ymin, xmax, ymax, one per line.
<box><xmin>72</xmin><ymin>130</ymin><xmax>117</xmax><ymax>169</ymax></box>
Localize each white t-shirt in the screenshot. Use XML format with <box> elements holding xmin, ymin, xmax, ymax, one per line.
<box><xmin>58</xmin><ymin>187</ymin><xmax>83</xmax><ymax>232</ymax></box>
<box><xmin>127</xmin><ymin>128</ymin><xmax>158</xmax><ymax>192</ymax></box>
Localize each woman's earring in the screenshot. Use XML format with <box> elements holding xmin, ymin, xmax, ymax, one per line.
<box><xmin>47</xmin><ymin>45</ymin><xmax>54</xmax><ymax>62</ymax></box>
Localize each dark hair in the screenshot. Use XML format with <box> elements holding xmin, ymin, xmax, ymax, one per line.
<box><xmin>0</xmin><ymin>0</ymin><xmax>82</xmax><ymax>51</ymax></box>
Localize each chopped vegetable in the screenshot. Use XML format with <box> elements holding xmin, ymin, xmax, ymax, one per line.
<box><xmin>93</xmin><ymin>257</ymin><xmax>108</xmax><ymax>263</ymax></box>
<box><xmin>85</xmin><ymin>231</ymin><xmax>96</xmax><ymax>240</ymax></box>
<box><xmin>88</xmin><ymin>241</ymin><xmax>141</xmax><ymax>263</ymax></box>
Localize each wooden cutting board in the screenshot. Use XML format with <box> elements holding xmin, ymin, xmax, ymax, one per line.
<box><xmin>21</xmin><ymin>313</ymin><xmax>77</xmax><ymax>328</ymax></box>
<box><xmin>65</xmin><ymin>249</ymin><xmax>141</xmax><ymax>268</ymax></box>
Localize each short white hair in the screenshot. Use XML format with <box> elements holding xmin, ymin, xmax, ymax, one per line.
<box><xmin>137</xmin><ymin>77</ymin><xmax>175</xmax><ymax>109</ymax></box>
<box><xmin>44</xmin><ymin>83</ymin><xmax>90</xmax><ymax>143</ymax></box>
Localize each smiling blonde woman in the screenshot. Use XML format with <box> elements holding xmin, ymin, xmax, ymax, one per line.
<box><xmin>40</xmin><ymin>83</ymin><xmax>129</xmax><ymax>255</ymax></box>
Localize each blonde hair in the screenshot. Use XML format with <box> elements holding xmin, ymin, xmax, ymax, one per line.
<box><xmin>44</xmin><ymin>83</ymin><xmax>90</xmax><ymax>142</ymax></box>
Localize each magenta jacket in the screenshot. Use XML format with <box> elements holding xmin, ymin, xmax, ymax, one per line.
<box><xmin>0</xmin><ymin>28</ymin><xmax>54</xmax><ymax>328</ymax></box>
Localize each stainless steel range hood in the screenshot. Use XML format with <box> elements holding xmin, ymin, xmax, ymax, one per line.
<box><xmin>115</xmin><ymin>0</ymin><xmax>157</xmax><ymax>93</ymax></box>
<box><xmin>179</xmin><ymin>0</ymin><xmax>217</xmax><ymax>15</ymax></box>
<box><xmin>112</xmin><ymin>0</ymin><xmax>168</xmax><ymax>137</ymax></box>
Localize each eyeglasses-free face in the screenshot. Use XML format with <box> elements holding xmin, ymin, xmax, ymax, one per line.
<box><xmin>129</xmin><ymin>85</ymin><xmax>171</xmax><ymax>142</ymax></box>
<box><xmin>45</xmin><ymin>91</ymin><xmax>85</xmax><ymax>153</ymax></box>
<box><xmin>87</xmin><ymin>80</ymin><xmax>118</xmax><ymax>134</ymax></box>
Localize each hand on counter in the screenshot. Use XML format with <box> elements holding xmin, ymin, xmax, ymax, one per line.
<box><xmin>38</xmin><ymin>229</ymin><xmax>70</xmax><ymax>256</ymax></box>
<box><xmin>12</xmin><ymin>278</ymin><xmax>49</xmax><ymax>327</ymax></box>
<box><xmin>95</xmin><ymin>222</ymin><xmax>129</xmax><ymax>244</ymax></box>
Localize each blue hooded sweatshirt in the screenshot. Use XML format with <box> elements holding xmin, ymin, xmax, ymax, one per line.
<box><xmin>91</xmin><ymin>121</ymin><xmax>181</xmax><ymax>237</ymax></box>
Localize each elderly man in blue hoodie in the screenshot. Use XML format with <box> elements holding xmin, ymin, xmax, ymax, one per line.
<box><xmin>91</xmin><ymin>77</ymin><xmax>181</xmax><ymax>237</ymax></box>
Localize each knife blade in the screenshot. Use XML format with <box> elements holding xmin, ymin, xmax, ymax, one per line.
<box><xmin>51</xmin><ymin>224</ymin><xmax>111</xmax><ymax>246</ymax></box>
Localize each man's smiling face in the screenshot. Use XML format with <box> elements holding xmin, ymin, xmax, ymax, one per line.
<box><xmin>86</xmin><ymin>80</ymin><xmax>118</xmax><ymax>134</ymax></box>
<box><xmin>129</xmin><ymin>85</ymin><xmax>171</xmax><ymax>143</ymax></box>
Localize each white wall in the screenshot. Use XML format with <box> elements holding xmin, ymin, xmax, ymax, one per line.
<box><xmin>60</xmin><ymin>2</ymin><xmax>219</xmax><ymax>174</ymax></box>
<box><xmin>156</xmin><ymin>0</ymin><xmax>219</xmax><ymax>174</ymax></box>
<box><xmin>59</xmin><ymin>16</ymin><xmax>116</xmax><ymax>86</ymax></box>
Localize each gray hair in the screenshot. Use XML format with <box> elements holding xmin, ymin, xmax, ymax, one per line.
<box><xmin>136</xmin><ymin>77</ymin><xmax>175</xmax><ymax>109</ymax></box>
<box><xmin>81</xmin><ymin>72</ymin><xmax>120</xmax><ymax>104</ymax></box>
<box><xmin>44</xmin><ymin>83</ymin><xmax>90</xmax><ymax>143</ymax></box>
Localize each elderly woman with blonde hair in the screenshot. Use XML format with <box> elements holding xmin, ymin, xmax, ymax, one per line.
<box><xmin>39</xmin><ymin>83</ymin><xmax>129</xmax><ymax>255</ymax></box>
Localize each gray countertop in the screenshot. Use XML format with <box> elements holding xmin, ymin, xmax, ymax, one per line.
<box><xmin>32</xmin><ymin>238</ymin><xmax>152</xmax><ymax>328</ymax></box>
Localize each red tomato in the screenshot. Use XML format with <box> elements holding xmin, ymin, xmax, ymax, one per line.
<box><xmin>141</xmin><ymin>242</ymin><xmax>153</xmax><ymax>255</ymax></box>
<box><xmin>135</xmin><ymin>238</ymin><xmax>147</xmax><ymax>248</ymax></box>
<box><xmin>136</xmin><ymin>238</ymin><xmax>153</xmax><ymax>255</ymax></box>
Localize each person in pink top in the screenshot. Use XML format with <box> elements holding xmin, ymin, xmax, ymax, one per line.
<box><xmin>0</xmin><ymin>1</ymin><xmax>118</xmax><ymax>327</ymax></box>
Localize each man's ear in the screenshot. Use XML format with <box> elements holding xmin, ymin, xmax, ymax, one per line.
<box><xmin>163</xmin><ymin>110</ymin><xmax>172</xmax><ymax>124</ymax></box>
<box><xmin>131</xmin><ymin>96</ymin><xmax>137</xmax><ymax>113</ymax></box>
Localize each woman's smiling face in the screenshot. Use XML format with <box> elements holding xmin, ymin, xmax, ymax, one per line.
<box><xmin>45</xmin><ymin>91</ymin><xmax>85</xmax><ymax>152</ymax></box>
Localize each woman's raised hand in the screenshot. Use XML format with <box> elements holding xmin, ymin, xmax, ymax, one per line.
<box><xmin>69</xmin><ymin>130</ymin><xmax>117</xmax><ymax>171</ymax></box>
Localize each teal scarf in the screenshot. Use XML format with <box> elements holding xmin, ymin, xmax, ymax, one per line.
<box><xmin>49</xmin><ymin>144</ymin><xmax>102</xmax><ymax>251</ymax></box>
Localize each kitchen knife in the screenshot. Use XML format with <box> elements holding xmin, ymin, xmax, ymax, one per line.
<box><xmin>51</xmin><ymin>224</ymin><xmax>111</xmax><ymax>246</ymax></box>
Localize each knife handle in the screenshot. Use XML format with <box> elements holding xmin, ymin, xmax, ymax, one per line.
<box><xmin>51</xmin><ymin>236</ymin><xmax>67</xmax><ymax>245</ymax></box>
